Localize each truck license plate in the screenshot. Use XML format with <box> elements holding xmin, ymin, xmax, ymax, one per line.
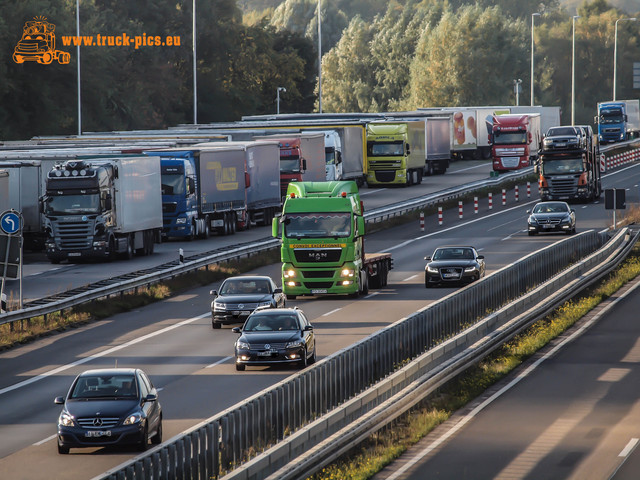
<box><xmin>311</xmin><ymin>289</ymin><xmax>327</xmax><ymax>294</ymax></box>
<box><xmin>85</xmin><ymin>430</ymin><xmax>111</xmax><ymax>437</ymax></box>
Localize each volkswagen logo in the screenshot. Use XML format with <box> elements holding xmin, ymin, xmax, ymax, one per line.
<box><xmin>93</xmin><ymin>418</ymin><xmax>103</xmax><ymax>427</ymax></box>
<box><xmin>264</xmin><ymin>344</ymin><xmax>271</xmax><ymax>350</ymax></box>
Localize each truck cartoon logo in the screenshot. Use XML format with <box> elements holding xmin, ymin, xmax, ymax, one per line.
<box><xmin>13</xmin><ymin>16</ymin><xmax>70</xmax><ymax>65</ymax></box>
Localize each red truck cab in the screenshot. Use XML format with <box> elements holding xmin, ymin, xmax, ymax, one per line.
<box><xmin>491</xmin><ymin>114</ymin><xmax>541</xmax><ymax>172</ymax></box>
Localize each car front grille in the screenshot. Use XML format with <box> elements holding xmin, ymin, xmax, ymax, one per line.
<box><xmin>77</xmin><ymin>416</ymin><xmax>120</xmax><ymax>429</ymax></box>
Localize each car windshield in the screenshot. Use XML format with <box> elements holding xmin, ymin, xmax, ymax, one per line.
<box><xmin>533</xmin><ymin>203</ymin><xmax>569</xmax><ymax>214</ymax></box>
<box><xmin>220</xmin><ymin>279</ymin><xmax>270</xmax><ymax>295</ymax></box>
<box><xmin>432</xmin><ymin>248</ymin><xmax>474</xmax><ymax>260</ymax></box>
<box><xmin>547</xmin><ymin>127</ymin><xmax>577</xmax><ymax>136</ymax></box>
<box><xmin>244</xmin><ymin>314</ymin><xmax>299</xmax><ymax>332</ymax></box>
<box><xmin>70</xmin><ymin>374</ymin><xmax>137</xmax><ymax>399</ymax></box>
<box><xmin>284</xmin><ymin>212</ymin><xmax>351</xmax><ymax>238</ymax></box>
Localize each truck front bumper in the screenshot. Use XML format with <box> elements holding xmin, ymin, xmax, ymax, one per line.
<box><xmin>45</xmin><ymin>243</ymin><xmax>108</xmax><ymax>262</ymax></box>
<box><xmin>366</xmin><ymin>169</ymin><xmax>406</xmax><ymax>185</ymax></box>
<box><xmin>282</xmin><ymin>265</ymin><xmax>358</xmax><ymax>296</ymax></box>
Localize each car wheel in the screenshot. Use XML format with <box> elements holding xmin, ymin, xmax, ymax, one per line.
<box><xmin>137</xmin><ymin>426</ymin><xmax>149</xmax><ymax>451</ymax></box>
<box><xmin>151</xmin><ymin>419</ymin><xmax>163</xmax><ymax>445</ymax></box>
<box><xmin>212</xmin><ymin>321</ymin><xmax>221</xmax><ymax>329</ymax></box>
<box><xmin>528</xmin><ymin>231</ymin><xmax>536</xmax><ymax>236</ymax></box>
<box><xmin>57</xmin><ymin>442</ymin><xmax>69</xmax><ymax>455</ymax></box>
<box><xmin>309</xmin><ymin>347</ymin><xmax>316</xmax><ymax>364</ymax></box>
<box><xmin>236</xmin><ymin>363</ymin><xmax>245</xmax><ymax>371</ymax></box>
<box><xmin>299</xmin><ymin>348</ymin><xmax>308</xmax><ymax>368</ymax></box>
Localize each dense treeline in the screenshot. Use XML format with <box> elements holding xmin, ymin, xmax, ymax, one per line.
<box><xmin>0</xmin><ymin>0</ymin><xmax>316</xmax><ymax>140</ymax></box>
<box><xmin>1</xmin><ymin>0</ymin><xmax>638</xmax><ymax>140</ymax></box>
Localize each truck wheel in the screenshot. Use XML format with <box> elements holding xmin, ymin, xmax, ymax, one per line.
<box><xmin>108</xmin><ymin>237</ymin><xmax>117</xmax><ymax>261</ymax></box>
<box><xmin>362</xmin><ymin>274</ymin><xmax>369</xmax><ymax>295</ymax></box>
<box><xmin>201</xmin><ymin>217</ymin><xmax>210</xmax><ymax>239</ymax></box>
<box><xmin>39</xmin><ymin>52</ymin><xmax>53</xmax><ymax>64</ymax></box>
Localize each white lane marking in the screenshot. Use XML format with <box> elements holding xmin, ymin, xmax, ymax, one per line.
<box><xmin>322</xmin><ymin>308</ymin><xmax>342</xmax><ymax>317</ymax></box>
<box><xmin>360</xmin><ymin>188</ymin><xmax>385</xmax><ymax>196</ymax></box>
<box><xmin>364</xmin><ymin>291</ymin><xmax>380</xmax><ymax>299</ymax></box>
<box><xmin>403</xmin><ymin>274</ymin><xmax>419</xmax><ymax>282</ymax></box>
<box><xmin>33</xmin><ymin>434</ymin><xmax>56</xmax><ymax>446</ymax></box>
<box><xmin>206</xmin><ymin>356</ymin><xmax>233</xmax><ymax>369</ymax></box>
<box><xmin>384</xmin><ymin>275</ymin><xmax>640</xmax><ymax>480</ymax></box>
<box><xmin>619</xmin><ymin>438</ymin><xmax>639</xmax><ymax>457</ymax></box>
<box><xmin>0</xmin><ymin>313</ymin><xmax>210</xmax><ymax>397</ymax></box>
<box><xmin>385</xmin><ymin>200</ymin><xmax>538</xmax><ymax>252</ymax></box>
<box><xmin>450</xmin><ymin>164</ymin><xmax>487</xmax><ymax>173</ymax></box>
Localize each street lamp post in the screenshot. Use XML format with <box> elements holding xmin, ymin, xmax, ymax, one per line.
<box><xmin>317</xmin><ymin>0</ymin><xmax>322</xmax><ymax>113</ymax></box>
<box><xmin>514</xmin><ymin>79</ymin><xmax>522</xmax><ymax>106</ymax></box>
<box><xmin>530</xmin><ymin>12</ymin><xmax>541</xmax><ymax>106</ymax></box>
<box><xmin>571</xmin><ymin>15</ymin><xmax>580</xmax><ymax>125</ymax></box>
<box><xmin>276</xmin><ymin>87</ymin><xmax>286</xmax><ymax>114</ymax></box>
<box><xmin>613</xmin><ymin>17</ymin><xmax>637</xmax><ymax>101</ymax></box>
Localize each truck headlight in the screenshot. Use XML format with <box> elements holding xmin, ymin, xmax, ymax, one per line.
<box><xmin>176</xmin><ymin>217</ymin><xmax>187</xmax><ymax>224</ymax></box>
<box><xmin>341</xmin><ymin>269</ymin><xmax>354</xmax><ymax>277</ymax></box>
<box><xmin>283</xmin><ymin>269</ymin><xmax>296</xmax><ymax>278</ymax></box>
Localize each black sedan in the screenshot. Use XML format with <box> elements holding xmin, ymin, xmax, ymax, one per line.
<box><xmin>232</xmin><ymin>307</ymin><xmax>316</xmax><ymax>371</ymax></box>
<box><xmin>54</xmin><ymin>368</ymin><xmax>162</xmax><ymax>454</ymax></box>
<box><xmin>527</xmin><ymin>201</ymin><xmax>576</xmax><ymax>235</ymax></box>
<box><xmin>210</xmin><ymin>275</ymin><xmax>286</xmax><ymax>329</ymax></box>
<box><xmin>424</xmin><ymin>246</ymin><xmax>485</xmax><ymax>287</ymax></box>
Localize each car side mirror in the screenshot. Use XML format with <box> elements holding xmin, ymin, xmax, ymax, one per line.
<box><xmin>571</xmin><ymin>209</ymin><xmax>575</xmax><ymax>213</ymax></box>
<box><xmin>210</xmin><ymin>290</ymin><xmax>217</xmax><ymax>296</ymax></box>
<box><xmin>54</xmin><ymin>396</ymin><xmax>64</xmax><ymax>404</ymax></box>
<box><xmin>144</xmin><ymin>393</ymin><xmax>157</xmax><ymax>403</ymax></box>
<box><xmin>304</xmin><ymin>325</ymin><xmax>313</xmax><ymax>331</ymax></box>
<box><xmin>232</xmin><ymin>327</ymin><xmax>241</xmax><ymax>333</ymax></box>
<box><xmin>526</xmin><ymin>209</ymin><xmax>531</xmax><ymax>214</ymax></box>
<box><xmin>424</xmin><ymin>256</ymin><xmax>431</xmax><ymax>261</ymax></box>
<box><xmin>274</xmin><ymin>288</ymin><xmax>282</xmax><ymax>295</ymax></box>
<box><xmin>477</xmin><ymin>255</ymin><xmax>484</xmax><ymax>260</ymax></box>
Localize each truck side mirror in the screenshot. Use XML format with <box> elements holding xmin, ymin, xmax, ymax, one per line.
<box><xmin>38</xmin><ymin>197</ymin><xmax>44</xmax><ymax>214</ymax></box>
<box><xmin>104</xmin><ymin>196</ymin><xmax>112</xmax><ymax>210</ymax></box>
<box><xmin>528</xmin><ymin>132</ymin><xmax>532</xmax><ymax>142</ymax></box>
<box><xmin>272</xmin><ymin>217</ymin><xmax>280</xmax><ymax>238</ymax></box>
<box><xmin>245</xmin><ymin>172</ymin><xmax>251</xmax><ymax>189</ymax></box>
<box><xmin>406</xmin><ymin>144</ymin><xmax>411</xmax><ymax>155</ymax></box>
<box><xmin>187</xmin><ymin>177</ymin><xmax>195</xmax><ymax>195</ymax></box>
<box><xmin>337</xmin><ymin>152</ymin><xmax>342</xmax><ymax>164</ymax></box>
<box><xmin>533</xmin><ymin>163</ymin><xmax>539</xmax><ymax>174</ymax></box>
<box><xmin>302</xmin><ymin>158</ymin><xmax>307</xmax><ymax>171</ymax></box>
<box><xmin>356</xmin><ymin>216</ymin><xmax>365</xmax><ymax>237</ymax></box>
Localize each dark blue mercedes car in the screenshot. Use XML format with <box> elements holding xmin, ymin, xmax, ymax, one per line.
<box><xmin>54</xmin><ymin>368</ymin><xmax>162</xmax><ymax>454</ymax></box>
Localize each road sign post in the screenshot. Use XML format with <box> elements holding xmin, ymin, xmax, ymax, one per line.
<box><xmin>0</xmin><ymin>210</ymin><xmax>23</xmax><ymax>313</ymax></box>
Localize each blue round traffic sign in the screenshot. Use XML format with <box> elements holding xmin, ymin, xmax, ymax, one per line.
<box><xmin>0</xmin><ymin>211</ymin><xmax>21</xmax><ymax>235</ymax></box>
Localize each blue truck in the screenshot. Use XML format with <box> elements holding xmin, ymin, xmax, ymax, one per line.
<box><xmin>595</xmin><ymin>100</ymin><xmax>640</xmax><ymax>143</ymax></box>
<box><xmin>154</xmin><ymin>141</ymin><xmax>281</xmax><ymax>239</ymax></box>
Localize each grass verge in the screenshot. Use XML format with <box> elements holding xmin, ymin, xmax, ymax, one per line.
<box><xmin>308</xmin><ymin>245</ymin><xmax>640</xmax><ymax>480</ymax></box>
<box><xmin>0</xmin><ymin>249</ymin><xmax>281</xmax><ymax>350</ymax></box>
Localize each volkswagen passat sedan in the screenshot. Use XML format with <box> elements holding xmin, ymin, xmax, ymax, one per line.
<box><xmin>54</xmin><ymin>368</ymin><xmax>162</xmax><ymax>454</ymax></box>
<box><xmin>232</xmin><ymin>307</ymin><xmax>316</xmax><ymax>371</ymax></box>
<box><xmin>527</xmin><ymin>201</ymin><xmax>576</xmax><ymax>235</ymax></box>
<box><xmin>424</xmin><ymin>246</ymin><xmax>485</xmax><ymax>287</ymax></box>
<box><xmin>210</xmin><ymin>275</ymin><xmax>285</xmax><ymax>329</ymax></box>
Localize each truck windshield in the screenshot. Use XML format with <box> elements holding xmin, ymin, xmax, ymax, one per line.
<box><xmin>284</xmin><ymin>213</ymin><xmax>351</xmax><ymax>239</ymax></box>
<box><xmin>494</xmin><ymin>132</ymin><xmax>527</xmax><ymax>144</ymax></box>
<box><xmin>541</xmin><ymin>158</ymin><xmax>584</xmax><ymax>174</ymax></box>
<box><xmin>280</xmin><ymin>156</ymin><xmax>301</xmax><ymax>174</ymax></box>
<box><xmin>368</xmin><ymin>142</ymin><xmax>404</xmax><ymax>156</ymax></box>
<box><xmin>46</xmin><ymin>194</ymin><xmax>100</xmax><ymax>214</ymax></box>
<box><xmin>161</xmin><ymin>174</ymin><xmax>185</xmax><ymax>195</ymax></box>
<box><xmin>600</xmin><ymin>109</ymin><xmax>623</xmax><ymax>124</ymax></box>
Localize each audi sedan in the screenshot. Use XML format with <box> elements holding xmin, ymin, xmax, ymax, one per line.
<box><xmin>527</xmin><ymin>201</ymin><xmax>576</xmax><ymax>235</ymax></box>
<box><xmin>232</xmin><ymin>307</ymin><xmax>316</xmax><ymax>371</ymax></box>
<box><xmin>424</xmin><ymin>246</ymin><xmax>485</xmax><ymax>287</ymax></box>
<box><xmin>54</xmin><ymin>368</ymin><xmax>162</xmax><ymax>454</ymax></box>
<box><xmin>210</xmin><ymin>275</ymin><xmax>285</xmax><ymax>329</ymax></box>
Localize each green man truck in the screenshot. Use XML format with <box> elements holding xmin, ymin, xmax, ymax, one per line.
<box><xmin>272</xmin><ymin>181</ymin><xmax>392</xmax><ymax>298</ymax></box>
<box><xmin>366</xmin><ymin>122</ymin><xmax>425</xmax><ymax>186</ymax></box>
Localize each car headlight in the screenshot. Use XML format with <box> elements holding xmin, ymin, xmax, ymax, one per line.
<box><xmin>258</xmin><ymin>301</ymin><xmax>273</xmax><ymax>307</ymax></box>
<box><xmin>213</xmin><ymin>302</ymin><xmax>226</xmax><ymax>311</ymax></box>
<box><xmin>528</xmin><ymin>216</ymin><xmax>537</xmax><ymax>224</ymax></box>
<box><xmin>464</xmin><ymin>266</ymin><xmax>478</xmax><ymax>272</ymax></box>
<box><xmin>175</xmin><ymin>217</ymin><xmax>187</xmax><ymax>224</ymax></box>
<box><xmin>123</xmin><ymin>412</ymin><xmax>142</xmax><ymax>425</ymax></box>
<box><xmin>236</xmin><ymin>340</ymin><xmax>250</xmax><ymax>350</ymax></box>
<box><xmin>427</xmin><ymin>266</ymin><xmax>439</xmax><ymax>273</ymax></box>
<box><xmin>58</xmin><ymin>411</ymin><xmax>74</xmax><ymax>427</ymax></box>
<box><xmin>286</xmin><ymin>339</ymin><xmax>304</xmax><ymax>349</ymax></box>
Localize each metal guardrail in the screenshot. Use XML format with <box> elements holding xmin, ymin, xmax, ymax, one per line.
<box><xmin>0</xmin><ymin>168</ymin><xmax>531</xmax><ymax>328</ymax></box>
<box><xmin>96</xmin><ymin>229</ymin><xmax>609</xmax><ymax>480</ymax></box>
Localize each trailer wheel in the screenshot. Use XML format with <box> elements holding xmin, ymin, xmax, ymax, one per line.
<box><xmin>362</xmin><ymin>273</ymin><xmax>369</xmax><ymax>295</ymax></box>
<box><xmin>231</xmin><ymin>213</ymin><xmax>237</xmax><ymax>234</ymax></box>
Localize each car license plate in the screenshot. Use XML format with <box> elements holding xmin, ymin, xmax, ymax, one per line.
<box><xmin>232</xmin><ymin>311</ymin><xmax>241</xmax><ymax>316</ymax></box>
<box><xmin>443</xmin><ymin>273</ymin><xmax>458</xmax><ymax>278</ymax></box>
<box><xmin>311</xmin><ymin>289</ymin><xmax>327</xmax><ymax>294</ymax></box>
<box><xmin>258</xmin><ymin>351</ymin><xmax>275</xmax><ymax>356</ymax></box>
<box><xmin>68</xmin><ymin>252</ymin><xmax>81</xmax><ymax>257</ymax></box>
<box><xmin>543</xmin><ymin>224</ymin><xmax>553</xmax><ymax>229</ymax></box>
<box><xmin>85</xmin><ymin>430</ymin><xmax>111</xmax><ymax>437</ymax></box>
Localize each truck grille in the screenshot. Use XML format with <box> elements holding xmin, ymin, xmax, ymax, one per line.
<box><xmin>302</xmin><ymin>281</ymin><xmax>334</xmax><ymax>289</ymax></box>
<box><xmin>77</xmin><ymin>416</ymin><xmax>120</xmax><ymax>429</ymax></box>
<box><xmin>54</xmin><ymin>221</ymin><xmax>92</xmax><ymax>250</ymax></box>
<box><xmin>374</xmin><ymin>170</ymin><xmax>396</xmax><ymax>183</ymax></box>
<box><xmin>548</xmin><ymin>177</ymin><xmax>578</xmax><ymax>195</ymax></box>
<box><xmin>163</xmin><ymin>203</ymin><xmax>177</xmax><ymax>214</ymax></box>
<box><xmin>369</xmin><ymin>160</ymin><xmax>402</xmax><ymax>169</ymax></box>
<box><xmin>293</xmin><ymin>249</ymin><xmax>342</xmax><ymax>263</ymax></box>
<box><xmin>301</xmin><ymin>270</ymin><xmax>334</xmax><ymax>278</ymax></box>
